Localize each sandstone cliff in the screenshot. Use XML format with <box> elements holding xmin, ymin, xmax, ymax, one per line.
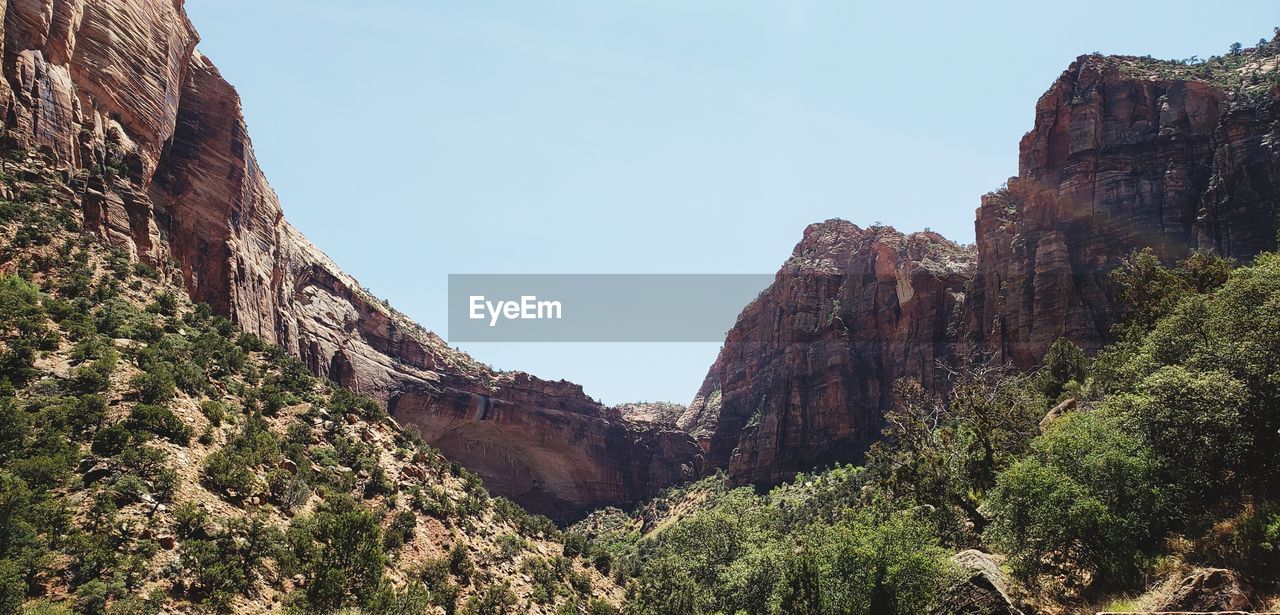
<box><xmin>0</xmin><ymin>0</ymin><xmax>699</xmax><ymax>520</ymax></box>
<box><xmin>964</xmin><ymin>51</ymin><xmax>1280</xmax><ymax>365</ymax></box>
<box><xmin>680</xmin><ymin>222</ymin><xmax>975</xmax><ymax>485</ymax></box>
<box><xmin>690</xmin><ymin>45</ymin><xmax>1280</xmax><ymax>486</ymax></box>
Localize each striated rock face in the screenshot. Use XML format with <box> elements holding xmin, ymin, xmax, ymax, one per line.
<box><xmin>680</xmin><ymin>221</ymin><xmax>975</xmax><ymax>486</ymax></box>
<box><xmin>691</xmin><ymin>48</ymin><xmax>1280</xmax><ymax>487</ymax></box>
<box><xmin>963</xmin><ymin>53</ymin><xmax>1280</xmax><ymax>366</ymax></box>
<box><xmin>0</xmin><ymin>0</ymin><xmax>699</xmax><ymax>520</ymax></box>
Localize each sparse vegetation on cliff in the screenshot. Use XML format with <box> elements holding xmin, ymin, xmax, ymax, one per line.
<box><xmin>0</xmin><ymin>151</ymin><xmax>620</xmax><ymax>614</ymax></box>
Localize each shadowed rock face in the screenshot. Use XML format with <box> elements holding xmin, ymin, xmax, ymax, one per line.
<box><xmin>689</xmin><ymin>51</ymin><xmax>1280</xmax><ymax>487</ymax></box>
<box><xmin>680</xmin><ymin>222</ymin><xmax>975</xmax><ymax>486</ymax></box>
<box><xmin>0</xmin><ymin>0</ymin><xmax>700</xmax><ymax>521</ymax></box>
<box><xmin>963</xmin><ymin>53</ymin><xmax>1280</xmax><ymax>366</ymax></box>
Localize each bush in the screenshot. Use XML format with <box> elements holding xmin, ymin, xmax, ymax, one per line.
<box><xmin>0</xmin><ymin>559</ymin><xmax>23</xmax><ymax>615</ymax></box>
<box><xmin>200</xmin><ymin>400</ymin><xmax>228</xmax><ymax>427</ymax></box>
<box><xmin>1036</xmin><ymin>338</ymin><xmax>1087</xmax><ymax>402</ymax></box>
<box><xmin>131</xmin><ymin>364</ymin><xmax>176</xmax><ymax>405</ymax></box>
<box><xmin>202</xmin><ymin>414</ymin><xmax>280</xmax><ymax>498</ymax></box>
<box><xmin>180</xmin><ymin>515</ymin><xmax>279</xmax><ymax>610</ymax></box>
<box><xmin>127</xmin><ymin>404</ymin><xmax>192</xmax><ymax>444</ymax></box>
<box><xmin>449</xmin><ymin>543</ymin><xmax>474</xmax><ymax>580</ymax></box>
<box><xmin>329</xmin><ymin>387</ymin><xmax>384</xmax><ymax>421</ymax></box>
<box><xmin>496</xmin><ymin>533</ymin><xmax>526</xmax><ymax>560</ymax></box>
<box><xmin>285</xmin><ymin>494</ymin><xmax>387</xmax><ymax>611</ymax></box>
<box><xmin>70</xmin><ymin>346</ymin><xmax>118</xmax><ymax>395</ymax></box>
<box><xmin>383</xmin><ymin>510</ymin><xmax>417</xmax><ymax>552</ymax></box>
<box><xmin>146</xmin><ymin>292</ymin><xmax>177</xmax><ymax>316</ymax></box>
<box><xmin>91</xmin><ymin>423</ymin><xmax>132</xmax><ymax>457</ymax></box>
<box><xmin>985</xmin><ymin>410</ymin><xmax>1164</xmax><ymax>586</ymax></box>
<box><xmin>1115</xmin><ymin>366</ymin><xmax>1249</xmax><ymax>508</ymax></box>
<box><xmin>463</xmin><ymin>582</ymin><xmax>517</xmax><ymax>615</ymax></box>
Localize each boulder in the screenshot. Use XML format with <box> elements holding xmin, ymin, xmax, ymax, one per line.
<box><xmin>81</xmin><ymin>462</ymin><xmax>112</xmax><ymax>485</ymax></box>
<box><xmin>931</xmin><ymin>550</ymin><xmax>1023</xmax><ymax>615</ymax></box>
<box><xmin>1154</xmin><ymin>568</ymin><xmax>1254</xmax><ymax>613</ymax></box>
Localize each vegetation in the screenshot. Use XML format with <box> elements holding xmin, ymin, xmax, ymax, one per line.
<box><xmin>0</xmin><ymin>151</ymin><xmax>614</xmax><ymax>614</ymax></box>
<box><xmin>572</xmin><ymin>245</ymin><xmax>1280</xmax><ymax>612</ymax></box>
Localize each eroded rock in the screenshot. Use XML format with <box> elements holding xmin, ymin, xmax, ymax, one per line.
<box><xmin>932</xmin><ymin>550</ymin><xmax>1023</xmax><ymax>615</ymax></box>
<box><xmin>1154</xmin><ymin>568</ymin><xmax>1254</xmax><ymax>613</ymax></box>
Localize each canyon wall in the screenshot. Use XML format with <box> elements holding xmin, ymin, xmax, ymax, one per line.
<box><xmin>691</xmin><ymin>49</ymin><xmax>1280</xmax><ymax>486</ymax></box>
<box><xmin>679</xmin><ymin>222</ymin><xmax>974</xmax><ymax>485</ymax></box>
<box><xmin>6</xmin><ymin>0</ymin><xmax>1276</xmax><ymax>506</ymax></box>
<box><xmin>963</xmin><ymin>53</ymin><xmax>1279</xmax><ymax>366</ymax></box>
<box><xmin>0</xmin><ymin>0</ymin><xmax>699</xmax><ymax>520</ymax></box>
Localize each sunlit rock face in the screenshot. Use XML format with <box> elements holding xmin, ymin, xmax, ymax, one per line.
<box><xmin>0</xmin><ymin>0</ymin><xmax>702</xmax><ymax>521</ymax></box>
<box><xmin>691</xmin><ymin>52</ymin><xmax>1280</xmax><ymax>487</ymax></box>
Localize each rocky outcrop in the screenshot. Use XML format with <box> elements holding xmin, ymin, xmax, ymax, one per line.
<box><xmin>0</xmin><ymin>0</ymin><xmax>699</xmax><ymax>520</ymax></box>
<box><xmin>963</xmin><ymin>52</ymin><xmax>1280</xmax><ymax>365</ymax></box>
<box><xmin>680</xmin><ymin>222</ymin><xmax>975</xmax><ymax>486</ymax></box>
<box><xmin>691</xmin><ymin>47</ymin><xmax>1280</xmax><ymax>487</ymax></box>
<box><xmin>1154</xmin><ymin>568</ymin><xmax>1255</xmax><ymax>613</ymax></box>
<box><xmin>931</xmin><ymin>550</ymin><xmax>1023</xmax><ymax>615</ymax></box>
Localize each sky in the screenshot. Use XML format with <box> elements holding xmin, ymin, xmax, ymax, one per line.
<box><xmin>184</xmin><ymin>0</ymin><xmax>1276</xmax><ymax>405</ymax></box>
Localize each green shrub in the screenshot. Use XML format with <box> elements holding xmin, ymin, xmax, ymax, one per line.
<box><xmin>200</xmin><ymin>400</ymin><xmax>228</xmax><ymax>427</ymax></box>
<box><xmin>127</xmin><ymin>404</ymin><xmax>192</xmax><ymax>444</ymax></box>
<box><xmin>284</xmin><ymin>495</ymin><xmax>387</xmax><ymax>611</ymax></box>
<box><xmin>462</xmin><ymin>582</ymin><xmax>517</xmax><ymax>615</ymax></box>
<box><xmin>0</xmin><ymin>558</ymin><xmax>23</xmax><ymax>615</ymax></box>
<box><xmin>985</xmin><ymin>410</ymin><xmax>1163</xmax><ymax>586</ymax></box>
<box><xmin>383</xmin><ymin>510</ymin><xmax>417</xmax><ymax>552</ymax></box>
<box><xmin>180</xmin><ymin>515</ymin><xmax>279</xmax><ymax>611</ymax></box>
<box><xmin>496</xmin><ymin>533</ymin><xmax>526</xmax><ymax>560</ymax></box>
<box><xmin>449</xmin><ymin>543</ymin><xmax>474</xmax><ymax>580</ymax></box>
<box><xmin>202</xmin><ymin>414</ymin><xmax>280</xmax><ymax>498</ymax></box>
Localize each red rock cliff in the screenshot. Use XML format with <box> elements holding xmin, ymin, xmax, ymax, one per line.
<box><xmin>691</xmin><ymin>47</ymin><xmax>1280</xmax><ymax>486</ymax></box>
<box><xmin>0</xmin><ymin>0</ymin><xmax>699</xmax><ymax>520</ymax></box>
<box><xmin>963</xmin><ymin>52</ymin><xmax>1280</xmax><ymax>365</ymax></box>
<box><xmin>681</xmin><ymin>221</ymin><xmax>975</xmax><ymax>485</ymax></box>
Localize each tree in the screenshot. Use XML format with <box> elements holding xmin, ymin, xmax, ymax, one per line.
<box><xmin>287</xmin><ymin>495</ymin><xmax>388</xmax><ymax>611</ymax></box>
<box><xmin>1037</xmin><ymin>338</ymin><xmax>1087</xmax><ymax>402</ymax></box>
<box><xmin>0</xmin><ymin>558</ymin><xmax>23</xmax><ymax>615</ymax></box>
<box><xmin>1115</xmin><ymin>366</ymin><xmax>1249</xmax><ymax>510</ymax></box>
<box><xmin>985</xmin><ymin>410</ymin><xmax>1163</xmax><ymax>586</ymax></box>
<box><xmin>625</xmin><ymin>556</ymin><xmax>697</xmax><ymax>615</ymax></box>
<box><xmin>809</xmin><ymin>511</ymin><xmax>953</xmax><ymax>615</ymax></box>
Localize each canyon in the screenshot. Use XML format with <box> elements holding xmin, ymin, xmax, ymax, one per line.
<box><xmin>0</xmin><ymin>0</ymin><xmax>698</xmax><ymax>520</ymax></box>
<box><xmin>2</xmin><ymin>0</ymin><xmax>1276</xmax><ymax>514</ymax></box>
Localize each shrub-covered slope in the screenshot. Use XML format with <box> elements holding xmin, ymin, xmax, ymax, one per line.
<box><xmin>576</xmin><ymin>248</ymin><xmax>1280</xmax><ymax>614</ymax></box>
<box><xmin>0</xmin><ymin>148</ymin><xmax>621</xmax><ymax>614</ymax></box>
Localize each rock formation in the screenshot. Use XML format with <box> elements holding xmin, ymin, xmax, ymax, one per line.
<box><xmin>7</xmin><ymin>0</ymin><xmax>1277</xmax><ymax>513</ymax></box>
<box><xmin>931</xmin><ymin>550</ymin><xmax>1024</xmax><ymax>615</ymax></box>
<box><xmin>1154</xmin><ymin>568</ymin><xmax>1255</xmax><ymax>613</ymax></box>
<box><xmin>0</xmin><ymin>0</ymin><xmax>699</xmax><ymax>521</ymax></box>
<box><xmin>963</xmin><ymin>52</ymin><xmax>1280</xmax><ymax>365</ymax></box>
<box><xmin>691</xmin><ymin>48</ymin><xmax>1280</xmax><ymax>487</ymax></box>
<box><xmin>679</xmin><ymin>222</ymin><xmax>975</xmax><ymax>485</ymax></box>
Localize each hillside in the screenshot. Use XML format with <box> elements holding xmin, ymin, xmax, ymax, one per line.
<box><xmin>577</xmin><ymin>243</ymin><xmax>1280</xmax><ymax>613</ymax></box>
<box><xmin>0</xmin><ymin>0</ymin><xmax>698</xmax><ymax>522</ymax></box>
<box><xmin>0</xmin><ymin>151</ymin><xmax>620</xmax><ymax>613</ymax></box>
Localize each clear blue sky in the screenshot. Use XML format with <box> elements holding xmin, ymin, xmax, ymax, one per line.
<box><xmin>185</xmin><ymin>0</ymin><xmax>1275</xmax><ymax>405</ymax></box>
